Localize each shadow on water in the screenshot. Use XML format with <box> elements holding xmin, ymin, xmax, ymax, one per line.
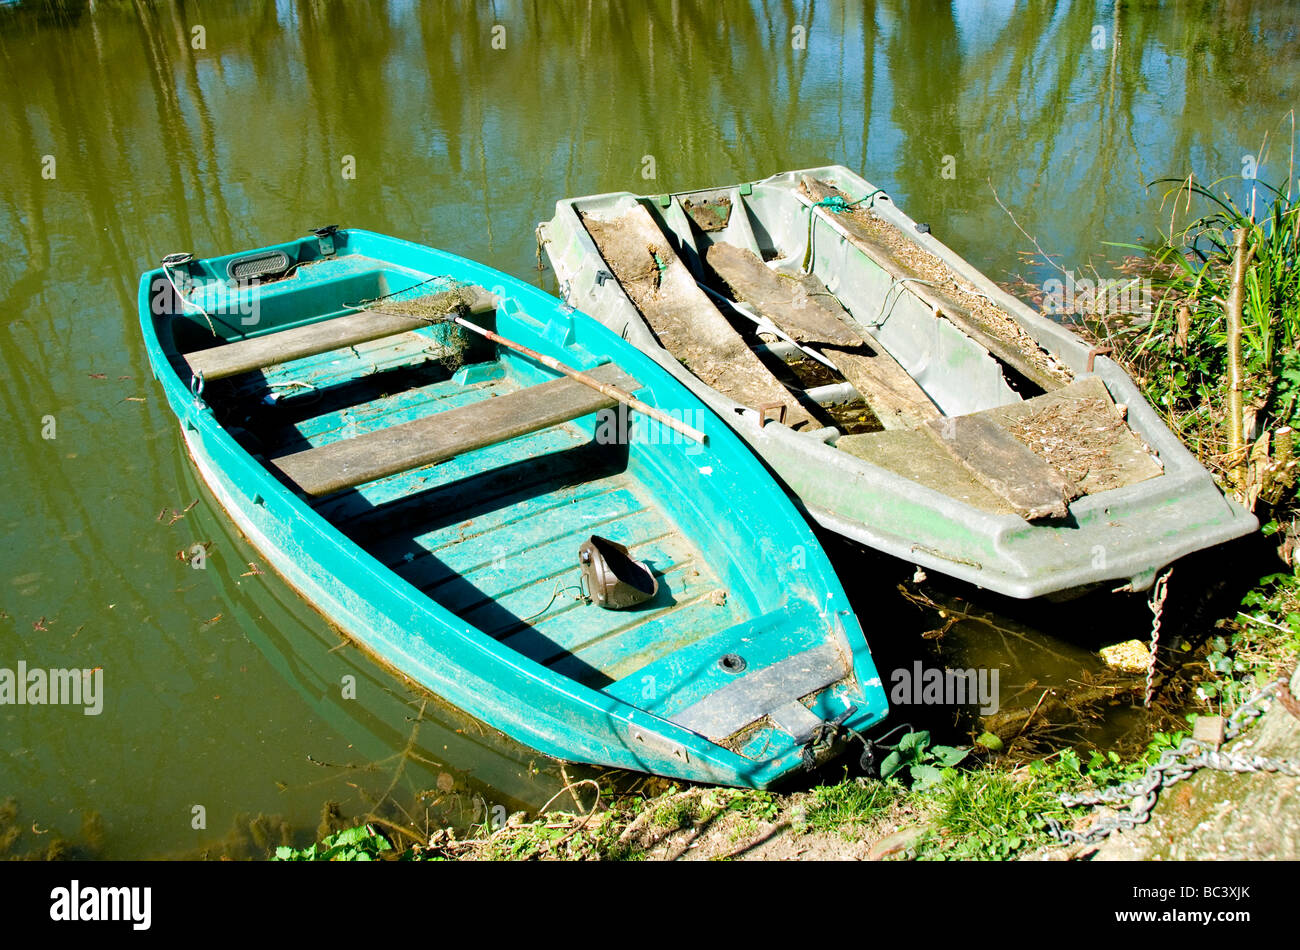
<box><xmin>810</xmin><ymin>525</ymin><xmax>1285</xmax><ymax>781</ymax></box>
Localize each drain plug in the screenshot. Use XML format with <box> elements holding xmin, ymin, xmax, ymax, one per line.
<box><xmin>718</xmin><ymin>653</ymin><xmax>747</xmax><ymax>674</ymax></box>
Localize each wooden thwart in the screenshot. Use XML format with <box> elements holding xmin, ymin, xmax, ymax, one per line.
<box><xmin>271</xmin><ymin>363</ymin><xmax>639</xmax><ymax>497</ymax></box>
<box><xmin>706</xmin><ymin>242</ymin><xmax>940</xmax><ymax>430</ymax></box>
<box><xmin>706</xmin><ymin>242</ymin><xmax>862</xmax><ymax>347</ymax></box>
<box><xmin>183</xmin><ymin>286</ymin><xmax>497</xmax><ymax>381</ymax></box>
<box><xmin>835</xmin><ymin>428</ymin><xmax>1018</xmax><ymax>516</ymax></box>
<box><xmin>924</xmin><ymin>414</ymin><xmax>1079</xmax><ymax>521</ymax></box>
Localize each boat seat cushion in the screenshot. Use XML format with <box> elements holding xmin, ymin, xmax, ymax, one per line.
<box><xmin>269</xmin><ymin>363</ymin><xmax>640</xmax><ymax>496</ymax></box>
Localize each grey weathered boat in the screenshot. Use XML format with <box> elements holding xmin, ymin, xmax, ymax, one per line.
<box><xmin>538</xmin><ymin>165</ymin><xmax>1257</xmax><ymax>599</ymax></box>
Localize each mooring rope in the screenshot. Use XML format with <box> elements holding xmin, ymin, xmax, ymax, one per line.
<box><xmin>801</xmin><ymin>188</ymin><xmax>886</xmax><ymax>273</ymax></box>
<box><xmin>162</xmin><ymin>252</ymin><xmax>218</xmax><ymax>336</ymax></box>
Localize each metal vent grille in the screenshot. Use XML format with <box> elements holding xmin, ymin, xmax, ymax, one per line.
<box><xmin>227</xmin><ymin>250</ymin><xmax>291</xmax><ymax>282</ymax></box>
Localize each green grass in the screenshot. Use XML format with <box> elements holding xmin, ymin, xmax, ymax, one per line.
<box><xmin>804</xmin><ymin>777</ymin><xmax>900</xmax><ymax>838</ymax></box>
<box><xmin>917</xmin><ymin>768</ymin><xmax>1066</xmax><ymax>860</ymax></box>
<box><xmin>650</xmin><ymin>792</ymin><xmax>698</xmax><ymax>831</ymax></box>
<box><xmin>1104</xmin><ymin>174</ymin><xmax>1300</xmax><ymax>477</ymax></box>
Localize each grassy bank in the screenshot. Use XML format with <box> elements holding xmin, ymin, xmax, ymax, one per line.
<box><xmin>273</xmin><ymin>174</ymin><xmax>1300</xmax><ymax>863</ymax></box>
<box><xmin>1085</xmin><ymin>172</ymin><xmax>1300</xmax><ymax>694</ymax></box>
<box><xmin>268</xmin><ymin>725</ymin><xmax>1211</xmax><ymax>861</ymax></box>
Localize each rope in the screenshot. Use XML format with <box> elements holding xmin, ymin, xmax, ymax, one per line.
<box><xmin>810</xmin><ymin>189</ymin><xmax>882</xmax><ymax>214</ymax></box>
<box><xmin>801</xmin><ymin>188</ymin><xmax>885</xmax><ymax>273</ymax></box>
<box><xmin>162</xmin><ymin>253</ymin><xmax>217</xmax><ymax>336</ymax></box>
<box><xmin>867</xmin><ymin>276</ymin><xmax>937</xmax><ymax>329</ymax></box>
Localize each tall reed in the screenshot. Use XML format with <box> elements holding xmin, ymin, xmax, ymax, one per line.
<box><xmin>1108</xmin><ymin>174</ymin><xmax>1299</xmax><ymax>480</ymax></box>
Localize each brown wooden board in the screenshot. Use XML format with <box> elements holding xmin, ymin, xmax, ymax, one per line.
<box><xmin>580</xmin><ymin>206</ymin><xmax>813</xmax><ymax>428</ymax></box>
<box><xmin>976</xmin><ymin>376</ymin><xmax>1164</xmax><ymax>495</ymax></box>
<box><xmin>835</xmin><ymin>428</ymin><xmax>1018</xmax><ymax>515</ymax></box>
<box><xmin>706</xmin><ymin>241</ymin><xmax>862</xmax><ymax>347</ymax></box>
<box><xmin>183</xmin><ymin>286</ymin><xmax>496</xmax><ymax>381</ymax></box>
<box><xmin>923</xmin><ymin>413</ymin><xmax>1080</xmax><ymax>520</ymax></box>
<box><xmin>800</xmin><ymin>177</ymin><xmax>1066</xmax><ymax>392</ymax></box>
<box><xmin>706</xmin><ymin>241</ymin><xmax>939</xmax><ymax>430</ymax></box>
<box><xmin>680</xmin><ymin>197</ymin><xmax>732</xmax><ymax>232</ymax></box>
<box><xmin>270</xmin><ymin>363</ymin><xmax>638</xmax><ymax>497</ymax></box>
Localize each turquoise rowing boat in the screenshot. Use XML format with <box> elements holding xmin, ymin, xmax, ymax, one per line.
<box><xmin>137</xmin><ymin>228</ymin><xmax>887</xmax><ymax>787</ymax></box>
<box><xmin>539</xmin><ymin>166</ymin><xmax>1257</xmax><ymax>599</ymax></box>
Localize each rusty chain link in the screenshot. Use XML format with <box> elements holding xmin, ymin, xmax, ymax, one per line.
<box><xmin>1045</xmin><ymin>682</ymin><xmax>1300</xmax><ymax>846</ymax></box>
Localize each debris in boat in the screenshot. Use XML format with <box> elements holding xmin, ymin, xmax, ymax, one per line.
<box><xmin>681</xmin><ymin>196</ymin><xmax>732</xmax><ymax>232</ymax></box>
<box><xmin>800</xmin><ymin>176</ymin><xmax>1071</xmax><ymax>390</ymax></box>
<box><xmin>1008</xmin><ymin>397</ymin><xmax>1127</xmax><ymax>487</ymax></box>
<box><xmin>996</xmin><ymin>378</ymin><xmax>1164</xmax><ymax>494</ymax></box>
<box><xmin>710</xmin><ymin>589</ymin><xmax>727</xmax><ymax>607</ymax></box>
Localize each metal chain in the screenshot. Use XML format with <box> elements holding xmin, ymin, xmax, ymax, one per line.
<box><xmin>1144</xmin><ymin>568</ymin><xmax>1172</xmax><ymax>706</ymax></box>
<box><xmin>1045</xmin><ymin>684</ymin><xmax>1300</xmax><ymax>846</ymax></box>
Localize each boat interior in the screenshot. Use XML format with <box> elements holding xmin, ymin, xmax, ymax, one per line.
<box><xmin>158</xmin><ymin>251</ymin><xmax>850</xmax><ymax>745</ymax></box>
<box><xmin>573</xmin><ymin>174</ymin><xmax>1165</xmax><ymax>522</ymax></box>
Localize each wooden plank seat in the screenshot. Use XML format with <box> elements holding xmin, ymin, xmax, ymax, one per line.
<box><xmin>182</xmin><ymin>286</ymin><xmax>498</xmax><ymax>381</ymax></box>
<box><xmin>270</xmin><ymin>363</ymin><xmax>641</xmax><ymax>497</ymax></box>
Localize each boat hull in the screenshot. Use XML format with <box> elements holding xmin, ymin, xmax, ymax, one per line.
<box><xmin>539</xmin><ymin>166</ymin><xmax>1258</xmax><ymax>599</ymax></box>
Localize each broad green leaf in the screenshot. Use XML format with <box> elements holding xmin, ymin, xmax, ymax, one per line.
<box><xmin>911</xmin><ymin>764</ymin><xmax>943</xmax><ymax>790</ymax></box>
<box><xmin>932</xmin><ymin>745</ymin><xmax>969</xmax><ymax>767</ymax></box>
<box><xmin>879</xmin><ymin>750</ymin><xmax>905</xmax><ymax>779</ymax></box>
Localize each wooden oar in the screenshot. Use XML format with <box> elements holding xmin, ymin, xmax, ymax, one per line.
<box><xmin>451</xmin><ymin>315</ymin><xmax>708</xmax><ymax>446</ymax></box>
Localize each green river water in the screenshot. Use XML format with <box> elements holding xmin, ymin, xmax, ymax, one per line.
<box><xmin>0</xmin><ymin>0</ymin><xmax>1295</xmax><ymax>858</ymax></box>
